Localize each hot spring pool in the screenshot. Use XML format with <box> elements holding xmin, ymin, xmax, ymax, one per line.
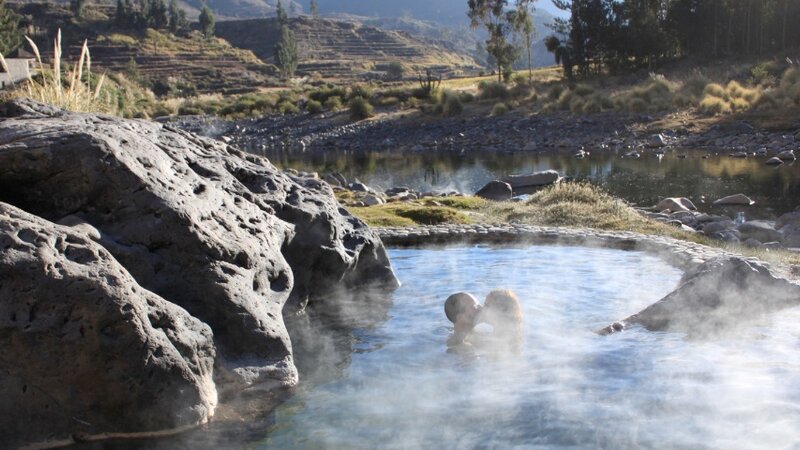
<box><xmin>261</xmin><ymin>245</ymin><xmax>800</xmax><ymax>449</ymax></box>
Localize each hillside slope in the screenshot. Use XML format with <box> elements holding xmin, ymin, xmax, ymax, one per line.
<box><xmin>10</xmin><ymin>2</ymin><xmax>276</xmax><ymax>94</ymax></box>
<box><xmin>216</xmin><ymin>16</ymin><xmax>481</xmax><ymax>79</ymax></box>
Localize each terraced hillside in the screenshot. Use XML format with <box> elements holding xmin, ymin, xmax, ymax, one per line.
<box><xmin>82</xmin><ymin>31</ymin><xmax>277</xmax><ymax>95</ymax></box>
<box><xmin>10</xmin><ymin>3</ymin><xmax>276</xmax><ymax>95</ymax></box>
<box><xmin>216</xmin><ymin>17</ymin><xmax>480</xmax><ymax>80</ymax></box>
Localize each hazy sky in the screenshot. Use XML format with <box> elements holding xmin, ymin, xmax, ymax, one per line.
<box><xmin>523</xmin><ymin>1</ymin><xmax>569</xmax><ymax>18</ymax></box>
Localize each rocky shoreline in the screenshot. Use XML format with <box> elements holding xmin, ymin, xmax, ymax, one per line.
<box><xmin>168</xmin><ymin>109</ymin><xmax>800</xmax><ymax>157</ymax></box>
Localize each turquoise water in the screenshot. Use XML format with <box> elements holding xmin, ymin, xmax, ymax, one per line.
<box><xmin>259</xmin><ymin>246</ymin><xmax>800</xmax><ymax>449</ymax></box>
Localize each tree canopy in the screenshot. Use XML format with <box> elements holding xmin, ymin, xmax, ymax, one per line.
<box><xmin>547</xmin><ymin>0</ymin><xmax>800</xmax><ymax>78</ymax></box>
<box><xmin>0</xmin><ymin>0</ymin><xmax>21</xmax><ymax>55</ymax></box>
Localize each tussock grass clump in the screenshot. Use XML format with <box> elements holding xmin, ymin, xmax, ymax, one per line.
<box><xmin>395</xmin><ymin>206</ymin><xmax>470</xmax><ymax>225</ymax></box>
<box><xmin>491</xmin><ymin>102</ymin><xmax>509</xmax><ymax>116</ymax></box>
<box><xmin>699</xmin><ymin>95</ymin><xmax>732</xmax><ymax>115</ymax></box>
<box><xmin>703</xmin><ymin>82</ymin><xmax>728</xmax><ymax>100</ymax></box>
<box><xmin>697</xmin><ymin>79</ymin><xmax>761</xmax><ymax>115</ymax></box>
<box><xmin>613</xmin><ymin>76</ymin><xmax>677</xmax><ymax>113</ymax></box>
<box><xmin>348</xmin><ymin>96</ymin><xmax>374</xmax><ymax>120</ymax></box>
<box><xmin>479</xmin><ymin>81</ymin><xmax>510</xmax><ymax>101</ymax></box>
<box><xmin>507</xmin><ymin>182</ymin><xmax>655</xmax><ymax>230</ymax></box>
<box><xmin>438</xmin><ymin>90</ymin><xmax>463</xmax><ymax>117</ymax></box>
<box><xmin>1</xmin><ymin>30</ymin><xmax>109</xmax><ymax>114</ymax></box>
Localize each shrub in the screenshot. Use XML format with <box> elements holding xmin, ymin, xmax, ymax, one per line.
<box><xmin>309</xmin><ymin>86</ymin><xmax>348</xmax><ymax>103</ymax></box>
<box><xmin>556</xmin><ymin>89</ymin><xmax>574</xmax><ymax>110</ymax></box>
<box><xmin>680</xmin><ymin>75</ymin><xmax>710</xmax><ymax>100</ymax></box>
<box><xmin>306</xmin><ymin>99</ymin><xmax>323</xmax><ymax>113</ymax></box>
<box><xmin>568</xmin><ymin>96</ymin><xmax>585</xmax><ymax>114</ymax></box>
<box><xmin>150</xmin><ymin>103</ymin><xmax>176</xmax><ymax>118</ymax></box>
<box><xmin>348</xmin><ymin>84</ymin><xmax>374</xmax><ymax>101</ymax></box>
<box><xmin>385</xmin><ymin>61</ymin><xmax>405</xmax><ymax>81</ymax></box>
<box><xmin>491</xmin><ymin>102</ymin><xmax>508</xmax><ymax>116</ymax></box>
<box><xmin>178</xmin><ymin>104</ymin><xmax>204</xmax><ymax>115</ymax></box>
<box><xmin>750</xmin><ymin>61</ymin><xmax>783</xmax><ymax>86</ymax></box>
<box><xmin>460</xmin><ymin>92</ymin><xmax>475</xmax><ymax>103</ymax></box>
<box><xmin>510</xmin><ymin>83</ymin><xmax>532</xmax><ymax>99</ymax></box>
<box><xmin>512</xmin><ymin>73</ymin><xmax>530</xmax><ymax>87</ymax></box>
<box><xmin>349</xmin><ymin>96</ymin><xmax>374</xmax><ymax>120</ymax></box>
<box><xmin>440</xmin><ymin>90</ymin><xmax>463</xmax><ymax>117</ymax></box>
<box><xmin>405</xmin><ymin>97</ymin><xmax>422</xmax><ymax>109</ymax></box>
<box><xmin>378</xmin><ymin>96</ymin><xmax>400</xmax><ymax>107</ymax></box>
<box><xmin>479</xmin><ymin>81</ymin><xmax>510</xmax><ymax>100</ymax></box>
<box><xmin>324</xmin><ymin>96</ymin><xmax>343</xmax><ymax>110</ymax></box>
<box><xmin>277</xmin><ymin>100</ymin><xmax>300</xmax><ymax>114</ymax></box>
<box><xmin>699</xmin><ymin>95</ymin><xmax>732</xmax><ymax>115</ymax></box>
<box><xmin>547</xmin><ymin>84</ymin><xmax>565</xmax><ymax>101</ymax></box>
<box><xmin>626</xmin><ymin>97</ymin><xmax>648</xmax><ymax>113</ymax></box>
<box><xmin>574</xmin><ymin>83</ymin><xmax>594</xmax><ymax>96</ymax></box>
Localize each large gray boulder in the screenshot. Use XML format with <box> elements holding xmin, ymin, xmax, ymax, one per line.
<box><xmin>713</xmin><ymin>193</ymin><xmax>755</xmax><ymax>206</ymax></box>
<box><xmin>656</xmin><ymin>197</ymin><xmax>697</xmax><ymax>213</ymax></box>
<box><xmin>0</xmin><ymin>99</ymin><xmax>398</xmax><ymax>443</ymax></box>
<box><xmin>737</xmin><ymin>220</ymin><xmax>782</xmax><ymax>243</ymax></box>
<box><xmin>0</xmin><ymin>203</ymin><xmax>217</xmax><ymax>448</ymax></box>
<box><xmin>599</xmin><ymin>257</ymin><xmax>800</xmax><ymax>337</ymax></box>
<box><xmin>475</xmin><ymin>180</ymin><xmax>513</xmax><ymax>201</ymax></box>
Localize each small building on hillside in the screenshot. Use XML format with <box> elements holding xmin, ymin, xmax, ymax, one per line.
<box><xmin>1</xmin><ymin>48</ymin><xmax>35</xmax><ymax>90</ymax></box>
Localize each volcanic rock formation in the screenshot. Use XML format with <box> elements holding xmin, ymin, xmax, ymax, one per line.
<box><xmin>0</xmin><ymin>99</ymin><xmax>398</xmax><ymax>447</ymax></box>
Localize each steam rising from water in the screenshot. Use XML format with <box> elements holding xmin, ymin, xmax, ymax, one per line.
<box><xmin>263</xmin><ymin>246</ymin><xmax>800</xmax><ymax>449</ymax></box>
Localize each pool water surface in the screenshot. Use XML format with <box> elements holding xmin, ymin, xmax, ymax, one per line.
<box><xmin>260</xmin><ymin>245</ymin><xmax>800</xmax><ymax>449</ymax></box>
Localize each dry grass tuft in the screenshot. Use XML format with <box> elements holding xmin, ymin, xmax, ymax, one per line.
<box><xmin>1</xmin><ymin>30</ymin><xmax>110</xmax><ymax>113</ymax></box>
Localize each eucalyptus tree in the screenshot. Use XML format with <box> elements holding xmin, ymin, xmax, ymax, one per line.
<box><xmin>467</xmin><ymin>0</ymin><xmax>520</xmax><ymax>82</ymax></box>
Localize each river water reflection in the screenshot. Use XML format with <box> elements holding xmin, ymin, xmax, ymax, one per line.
<box><xmin>266</xmin><ymin>148</ymin><xmax>800</xmax><ymax>218</ymax></box>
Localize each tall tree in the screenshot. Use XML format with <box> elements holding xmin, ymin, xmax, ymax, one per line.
<box><xmin>199</xmin><ymin>5</ymin><xmax>214</xmax><ymax>38</ymax></box>
<box><xmin>168</xmin><ymin>0</ymin><xmax>188</xmax><ymax>33</ymax></box>
<box><xmin>150</xmin><ymin>0</ymin><xmax>169</xmax><ymax>29</ymax></box>
<box><xmin>276</xmin><ymin>0</ymin><xmax>288</xmax><ymax>25</ymax></box>
<box><xmin>509</xmin><ymin>0</ymin><xmax>537</xmax><ymax>82</ymax></box>
<box><xmin>274</xmin><ymin>25</ymin><xmax>298</xmax><ymax>78</ymax></box>
<box><xmin>0</xmin><ymin>0</ymin><xmax>21</xmax><ymax>55</ymax></box>
<box><xmin>467</xmin><ymin>0</ymin><xmax>520</xmax><ymax>82</ymax></box>
<box><xmin>310</xmin><ymin>0</ymin><xmax>318</xmax><ymax>19</ymax></box>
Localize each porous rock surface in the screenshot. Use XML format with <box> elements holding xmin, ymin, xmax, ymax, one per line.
<box><xmin>0</xmin><ymin>203</ymin><xmax>217</xmax><ymax>448</ymax></box>
<box><xmin>0</xmin><ymin>99</ymin><xmax>398</xmax><ymax>446</ymax></box>
<box><xmin>600</xmin><ymin>257</ymin><xmax>800</xmax><ymax>337</ymax></box>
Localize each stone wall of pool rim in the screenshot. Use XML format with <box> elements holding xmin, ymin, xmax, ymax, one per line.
<box><xmin>375</xmin><ymin>224</ymin><xmax>778</xmax><ymax>276</ymax></box>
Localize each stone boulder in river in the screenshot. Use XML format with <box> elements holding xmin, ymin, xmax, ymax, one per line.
<box><xmin>0</xmin><ymin>99</ymin><xmax>399</xmax><ymax>445</ymax></box>
<box><xmin>502</xmin><ymin>170</ymin><xmax>560</xmax><ymax>189</ymax></box>
<box><xmin>713</xmin><ymin>193</ymin><xmax>754</xmax><ymax>206</ymax></box>
<box><xmin>0</xmin><ymin>203</ymin><xmax>217</xmax><ymax>447</ymax></box>
<box><xmin>599</xmin><ymin>257</ymin><xmax>800</xmax><ymax>337</ymax></box>
<box><xmin>655</xmin><ymin>197</ymin><xmax>696</xmax><ymax>213</ymax></box>
<box><xmin>475</xmin><ymin>180</ymin><xmax>513</xmax><ymax>201</ymax></box>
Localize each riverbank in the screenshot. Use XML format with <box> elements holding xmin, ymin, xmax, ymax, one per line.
<box><xmin>169</xmin><ymin>103</ymin><xmax>800</xmax><ymax>157</ymax></box>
